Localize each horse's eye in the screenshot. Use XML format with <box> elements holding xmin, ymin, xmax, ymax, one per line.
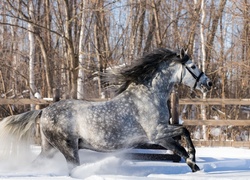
<box><xmin>191</xmin><ymin>65</ymin><xmax>196</xmax><ymax>69</ymax></box>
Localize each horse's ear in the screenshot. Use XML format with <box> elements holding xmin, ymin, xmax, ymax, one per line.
<box><xmin>180</xmin><ymin>48</ymin><xmax>185</xmax><ymax>59</ymax></box>
<box><xmin>177</xmin><ymin>48</ymin><xmax>189</xmax><ymax>63</ymax></box>
<box><xmin>176</xmin><ymin>48</ymin><xmax>185</xmax><ymax>58</ymax></box>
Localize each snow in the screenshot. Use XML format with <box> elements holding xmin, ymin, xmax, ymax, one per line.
<box><xmin>1</xmin><ymin>146</ymin><xmax>250</xmax><ymax>180</ymax></box>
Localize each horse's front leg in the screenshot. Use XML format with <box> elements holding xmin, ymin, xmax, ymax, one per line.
<box><xmin>163</xmin><ymin>125</ymin><xmax>197</xmax><ymax>162</ymax></box>
<box><xmin>154</xmin><ymin>125</ymin><xmax>199</xmax><ymax>172</ymax></box>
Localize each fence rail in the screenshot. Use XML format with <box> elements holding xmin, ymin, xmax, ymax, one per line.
<box><xmin>0</xmin><ymin>98</ymin><xmax>52</xmax><ymax>105</ymax></box>
<box><xmin>180</xmin><ymin>98</ymin><xmax>250</xmax><ymax>105</ymax></box>
<box><xmin>1</xmin><ymin>98</ymin><xmax>250</xmax><ymax>105</ymax></box>
<box><xmin>178</xmin><ymin>99</ymin><xmax>250</xmax><ymax>126</ymax></box>
<box><xmin>192</xmin><ymin>140</ymin><xmax>250</xmax><ymax>148</ymax></box>
<box><xmin>183</xmin><ymin>119</ymin><xmax>250</xmax><ymax>126</ymax></box>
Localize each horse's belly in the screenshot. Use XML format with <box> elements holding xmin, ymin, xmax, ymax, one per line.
<box><xmin>78</xmin><ymin>122</ymin><xmax>148</xmax><ymax>150</ymax></box>
<box><xmin>80</xmin><ymin>137</ymin><xmax>148</xmax><ymax>151</ymax></box>
<box><xmin>76</xmin><ymin>103</ymin><xmax>149</xmax><ymax>151</ymax></box>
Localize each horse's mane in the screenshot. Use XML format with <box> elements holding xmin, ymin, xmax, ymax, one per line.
<box><xmin>103</xmin><ymin>48</ymin><xmax>188</xmax><ymax>95</ymax></box>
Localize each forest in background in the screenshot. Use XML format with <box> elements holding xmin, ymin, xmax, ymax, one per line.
<box><xmin>0</xmin><ymin>0</ymin><xmax>249</xmax><ymax>118</ymax></box>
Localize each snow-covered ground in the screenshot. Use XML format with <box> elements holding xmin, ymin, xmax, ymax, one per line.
<box><xmin>1</xmin><ymin>146</ymin><xmax>250</xmax><ymax>180</ymax></box>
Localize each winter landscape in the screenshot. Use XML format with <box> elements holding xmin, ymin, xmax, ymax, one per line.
<box><xmin>0</xmin><ymin>1</ymin><xmax>250</xmax><ymax>180</ymax></box>
<box><xmin>1</xmin><ymin>146</ymin><xmax>250</xmax><ymax>180</ymax></box>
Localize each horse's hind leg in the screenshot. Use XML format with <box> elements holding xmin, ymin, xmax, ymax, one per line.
<box><xmin>33</xmin><ymin>132</ymin><xmax>58</xmax><ymax>165</ymax></box>
<box><xmin>42</xmin><ymin>131</ymin><xmax>80</xmax><ymax>171</ymax></box>
<box><xmin>54</xmin><ymin>138</ymin><xmax>80</xmax><ymax>171</ymax></box>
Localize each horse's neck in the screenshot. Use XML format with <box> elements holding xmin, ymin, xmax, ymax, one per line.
<box><xmin>122</xmin><ymin>62</ymin><xmax>181</xmax><ymax>102</ymax></box>
<box><xmin>149</xmin><ymin>63</ymin><xmax>181</xmax><ymax>99</ymax></box>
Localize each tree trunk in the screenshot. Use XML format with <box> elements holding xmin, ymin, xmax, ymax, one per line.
<box><xmin>143</xmin><ymin>10</ymin><xmax>155</xmax><ymax>53</ymax></box>
<box><xmin>152</xmin><ymin>0</ymin><xmax>162</xmax><ymax>46</ymax></box>
<box><xmin>64</xmin><ymin>0</ymin><xmax>78</xmax><ymax>99</ymax></box>
<box><xmin>28</xmin><ymin>1</ymin><xmax>36</xmax><ymax>110</ymax></box>
<box><xmin>219</xmin><ymin>13</ymin><xmax>226</xmax><ymax>107</ymax></box>
<box><xmin>36</xmin><ymin>35</ymin><xmax>53</xmax><ymax>98</ymax></box>
<box><xmin>43</xmin><ymin>0</ymin><xmax>53</xmax><ymax>98</ymax></box>
<box><xmin>137</xmin><ymin>0</ymin><xmax>146</xmax><ymax>55</ymax></box>
<box><xmin>187</xmin><ymin>0</ymin><xmax>201</xmax><ymax>54</ymax></box>
<box><xmin>128</xmin><ymin>0</ymin><xmax>139</xmax><ymax>63</ymax></box>
<box><xmin>93</xmin><ymin>0</ymin><xmax>110</xmax><ymax>98</ymax></box>
<box><xmin>200</xmin><ymin>0</ymin><xmax>207</xmax><ymax>140</ymax></box>
<box><xmin>77</xmin><ymin>0</ymin><xmax>86</xmax><ymax>100</ymax></box>
<box><xmin>242</xmin><ymin>0</ymin><xmax>250</xmax><ymax>96</ymax></box>
<box><xmin>206</xmin><ymin>0</ymin><xmax>227</xmax><ymax>64</ymax></box>
<box><xmin>10</xmin><ymin>17</ymin><xmax>18</xmax><ymax>95</ymax></box>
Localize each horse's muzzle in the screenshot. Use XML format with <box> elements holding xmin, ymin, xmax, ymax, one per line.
<box><xmin>207</xmin><ymin>81</ymin><xmax>212</xmax><ymax>90</ymax></box>
<box><xmin>201</xmin><ymin>80</ymin><xmax>212</xmax><ymax>93</ymax></box>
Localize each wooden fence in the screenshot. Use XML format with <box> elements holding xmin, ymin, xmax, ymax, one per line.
<box><xmin>1</xmin><ymin>97</ymin><xmax>250</xmax><ymax>148</ymax></box>
<box><xmin>179</xmin><ymin>98</ymin><xmax>250</xmax><ymax>127</ymax></box>
<box><xmin>0</xmin><ymin>98</ymin><xmax>52</xmax><ymax>105</ymax></box>
<box><xmin>179</xmin><ymin>98</ymin><xmax>250</xmax><ymax>148</ymax></box>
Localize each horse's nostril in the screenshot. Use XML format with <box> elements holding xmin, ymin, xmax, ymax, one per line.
<box><xmin>208</xmin><ymin>81</ymin><xmax>212</xmax><ymax>87</ymax></box>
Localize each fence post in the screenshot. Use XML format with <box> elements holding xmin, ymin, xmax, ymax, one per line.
<box><xmin>34</xmin><ymin>92</ymin><xmax>41</xmax><ymax>110</ymax></box>
<box><xmin>53</xmin><ymin>88</ymin><xmax>60</xmax><ymax>102</ymax></box>
<box><xmin>34</xmin><ymin>92</ymin><xmax>41</xmax><ymax>144</ymax></box>
<box><xmin>170</xmin><ymin>88</ymin><xmax>179</xmax><ymax>125</ymax></box>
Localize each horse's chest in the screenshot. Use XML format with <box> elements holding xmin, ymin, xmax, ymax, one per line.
<box><xmin>136</xmin><ymin>97</ymin><xmax>168</xmax><ymax>120</ymax></box>
<box><xmin>134</xmin><ymin>98</ymin><xmax>169</xmax><ymax>139</ymax></box>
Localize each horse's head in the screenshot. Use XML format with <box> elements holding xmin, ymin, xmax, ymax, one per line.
<box><xmin>177</xmin><ymin>49</ymin><xmax>212</xmax><ymax>93</ymax></box>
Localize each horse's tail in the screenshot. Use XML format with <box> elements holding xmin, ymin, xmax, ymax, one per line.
<box><xmin>0</xmin><ymin>110</ymin><xmax>42</xmax><ymax>161</ymax></box>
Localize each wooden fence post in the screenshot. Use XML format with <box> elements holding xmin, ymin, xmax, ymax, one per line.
<box><xmin>53</xmin><ymin>88</ymin><xmax>60</xmax><ymax>102</ymax></box>
<box><xmin>170</xmin><ymin>88</ymin><xmax>179</xmax><ymax>125</ymax></box>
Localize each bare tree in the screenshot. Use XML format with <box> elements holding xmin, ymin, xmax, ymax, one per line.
<box><xmin>28</xmin><ymin>1</ymin><xmax>36</xmax><ymax>110</ymax></box>
<box><xmin>128</xmin><ymin>0</ymin><xmax>140</xmax><ymax>62</ymax></box>
<box><xmin>241</xmin><ymin>0</ymin><xmax>250</xmax><ymax>96</ymax></box>
<box><xmin>143</xmin><ymin>0</ymin><xmax>161</xmax><ymax>53</ymax></box>
<box><xmin>63</xmin><ymin>0</ymin><xmax>78</xmax><ymax>99</ymax></box>
<box><xmin>152</xmin><ymin>0</ymin><xmax>162</xmax><ymax>47</ymax></box>
<box><xmin>187</xmin><ymin>0</ymin><xmax>201</xmax><ymax>54</ymax></box>
<box><xmin>136</xmin><ymin>0</ymin><xmax>146</xmax><ymax>54</ymax></box>
<box><xmin>200</xmin><ymin>0</ymin><xmax>207</xmax><ymax>140</ymax></box>
<box><xmin>77</xmin><ymin>0</ymin><xmax>86</xmax><ymax>100</ymax></box>
<box><xmin>206</xmin><ymin>0</ymin><xmax>227</xmax><ymax>66</ymax></box>
<box><xmin>143</xmin><ymin>7</ymin><xmax>155</xmax><ymax>53</ymax></box>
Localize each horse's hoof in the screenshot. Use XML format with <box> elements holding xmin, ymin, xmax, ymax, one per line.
<box><xmin>192</xmin><ymin>164</ymin><xmax>200</xmax><ymax>172</ymax></box>
<box><xmin>186</xmin><ymin>158</ymin><xmax>200</xmax><ymax>172</ymax></box>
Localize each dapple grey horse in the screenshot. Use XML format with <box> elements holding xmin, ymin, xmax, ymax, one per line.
<box><xmin>0</xmin><ymin>48</ymin><xmax>212</xmax><ymax>173</ymax></box>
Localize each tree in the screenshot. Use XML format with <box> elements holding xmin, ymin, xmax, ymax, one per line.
<box><xmin>206</xmin><ymin>0</ymin><xmax>227</xmax><ymax>67</ymax></box>
<box><xmin>63</xmin><ymin>0</ymin><xmax>78</xmax><ymax>99</ymax></box>
<box><xmin>28</xmin><ymin>1</ymin><xmax>36</xmax><ymax>110</ymax></box>
<box><xmin>200</xmin><ymin>0</ymin><xmax>207</xmax><ymax>140</ymax></box>
<box><xmin>77</xmin><ymin>0</ymin><xmax>86</xmax><ymax>100</ymax></box>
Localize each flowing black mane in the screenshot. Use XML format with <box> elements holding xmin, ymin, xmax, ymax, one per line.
<box><xmin>105</xmin><ymin>48</ymin><xmax>189</xmax><ymax>95</ymax></box>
